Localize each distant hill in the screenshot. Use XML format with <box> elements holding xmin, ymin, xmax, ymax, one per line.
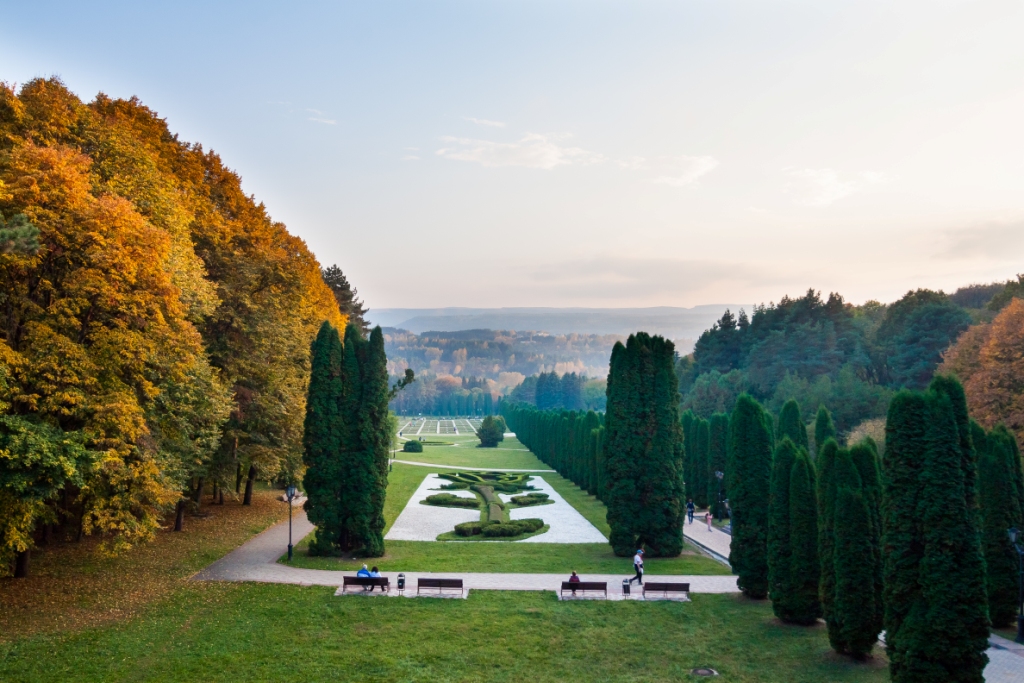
<box><xmin>367</xmin><ymin>306</ymin><xmax>748</xmax><ymax>353</ymax></box>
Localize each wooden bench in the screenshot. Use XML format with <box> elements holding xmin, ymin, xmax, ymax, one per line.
<box><xmin>342</xmin><ymin>576</ymin><xmax>390</xmax><ymax>593</ymax></box>
<box><xmin>642</xmin><ymin>582</ymin><xmax>690</xmax><ymax>600</ymax></box>
<box><xmin>417</xmin><ymin>578</ymin><xmax>464</xmax><ymax>596</ymax></box>
<box><xmin>560</xmin><ymin>581</ymin><xmax>607</xmax><ymax>599</ymax></box>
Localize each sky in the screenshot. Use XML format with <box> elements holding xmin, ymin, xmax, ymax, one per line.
<box><xmin>3</xmin><ymin>0</ymin><xmax>1024</xmax><ymax>309</ymax></box>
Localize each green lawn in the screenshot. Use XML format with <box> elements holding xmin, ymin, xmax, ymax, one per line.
<box><xmin>394</xmin><ymin>434</ymin><xmax>550</xmax><ymax>469</ymax></box>
<box><xmin>0</xmin><ymin>584</ymin><xmax>889</xmax><ymax>683</ymax></box>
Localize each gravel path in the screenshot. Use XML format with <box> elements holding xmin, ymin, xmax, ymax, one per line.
<box><xmin>511</xmin><ymin>477</ymin><xmax>607</xmax><ymax>543</ymax></box>
<box><xmin>683</xmin><ymin>515</ymin><xmax>732</xmax><ymax>562</ymax></box>
<box><xmin>385</xmin><ymin>474</ymin><xmax>480</xmax><ymax>541</ymax></box>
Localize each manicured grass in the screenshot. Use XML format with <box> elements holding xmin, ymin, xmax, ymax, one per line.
<box><xmin>0</xmin><ymin>584</ymin><xmax>889</xmax><ymax>683</ymax></box>
<box><xmin>0</xmin><ymin>487</ymin><xmax>290</xmax><ymax>639</ymax></box>
<box><xmin>393</xmin><ymin>435</ymin><xmax>551</xmax><ymax>469</ymax></box>
<box><xmin>283</xmin><ymin>539</ymin><xmax>729</xmax><ymax>574</ymax></box>
<box><xmin>383</xmin><ymin>462</ymin><xmax>429</xmax><ymax>534</ymax></box>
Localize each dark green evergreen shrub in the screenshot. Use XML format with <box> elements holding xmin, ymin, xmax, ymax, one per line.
<box><xmin>454</xmin><ymin>521</ymin><xmax>484</xmax><ymax>536</ymax></box>
<box><xmin>708</xmin><ymin>413</ymin><xmax>729</xmax><ymax>518</ymax></box>
<box><xmin>423</xmin><ymin>494</ymin><xmax>480</xmax><ymax>509</ymax></box>
<box><xmin>778</xmin><ymin>399</ymin><xmax>809</xmax><ymax>449</ymax></box>
<box><xmin>978</xmin><ymin>423</ymin><xmax>1023</xmax><ymax>627</ymax></box>
<box><xmin>882</xmin><ymin>381</ymin><xmax>989</xmax><ymax>683</ymax></box>
<box><xmin>477</xmin><ymin>415</ymin><xmax>505</xmax><ymax>447</ymax></box>
<box><xmin>402</xmin><ymin>440</ymin><xmax>423</xmax><ymax>453</ymax></box>
<box><xmin>510</xmin><ymin>493</ymin><xmax>550</xmax><ymax>506</ymax></box>
<box><xmin>480</xmin><ymin>518</ymin><xmax>544</xmax><ymax>537</ymax></box>
<box><xmin>768</xmin><ymin>437</ymin><xmax>797</xmax><ymax>621</ymax></box>
<box><xmin>728</xmin><ymin>393</ymin><xmax>773</xmax><ymax>598</ymax></box>
<box><xmin>814</xmin><ymin>405</ymin><xmax>836</xmax><ymax>457</ymax></box>
<box><xmin>787</xmin><ymin>450</ymin><xmax>821</xmax><ymax>625</ymax></box>
<box><xmin>816</xmin><ymin>438</ymin><xmax>840</xmax><ymax>642</ymax></box>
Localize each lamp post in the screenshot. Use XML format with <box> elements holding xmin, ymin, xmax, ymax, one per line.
<box><xmin>714</xmin><ymin>471</ymin><xmax>724</xmax><ymax>519</ymax></box>
<box><xmin>286</xmin><ymin>485</ymin><xmax>298</xmax><ymax>561</ymax></box>
<box><xmin>1009</xmin><ymin>527</ymin><xmax>1024</xmax><ymax>644</ymax></box>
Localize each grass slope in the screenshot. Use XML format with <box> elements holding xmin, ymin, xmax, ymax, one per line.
<box><xmin>0</xmin><ymin>584</ymin><xmax>888</xmax><ymax>683</ymax></box>
<box><xmin>394</xmin><ymin>434</ymin><xmax>551</xmax><ymax>469</ymax></box>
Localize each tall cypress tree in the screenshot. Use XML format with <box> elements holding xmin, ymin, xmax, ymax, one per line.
<box><xmin>768</xmin><ymin>437</ymin><xmax>798</xmax><ymax>621</ymax></box>
<box><xmin>728</xmin><ymin>393</ymin><xmax>773</xmax><ymax>598</ymax></box>
<box><xmin>303</xmin><ymin>322</ymin><xmax>345</xmax><ymax>555</ymax></box>
<box><xmin>816</xmin><ymin>438</ymin><xmax>840</xmax><ymax>643</ymax></box>
<box><xmin>882</xmin><ymin>383</ymin><xmax>989</xmax><ymax>683</ymax></box>
<box><xmin>847</xmin><ymin>439</ymin><xmax>883</xmax><ymax>643</ymax></box>
<box><xmin>604</xmin><ymin>333</ymin><xmax>684</xmax><ymax>557</ymax></box>
<box><xmin>978</xmin><ymin>424</ymin><xmax>1022</xmax><ymax>627</ymax></box>
<box><xmin>788</xmin><ymin>449</ymin><xmax>821</xmax><ymax>625</ymax></box>
<box><xmin>693</xmin><ymin>418</ymin><xmax>711</xmax><ymax>508</ymax></box>
<box><xmin>778</xmin><ymin>399</ymin><xmax>809</xmax><ymax>449</ymax></box>
<box><xmin>358</xmin><ymin>326</ymin><xmax>391</xmax><ymax>557</ymax></box>
<box><xmin>992</xmin><ymin>424</ymin><xmax>1024</xmax><ymax>524</ymax></box>
<box><xmin>681</xmin><ymin>410</ymin><xmax>696</xmax><ymax>506</ymax></box>
<box><xmin>707</xmin><ymin>413</ymin><xmax>729</xmax><ymax>519</ymax></box>
<box><xmin>814</xmin><ymin>405</ymin><xmax>836</xmax><ymax>458</ymax></box>
<box><xmin>832</xmin><ymin>448</ymin><xmax>880</xmax><ymax>657</ymax></box>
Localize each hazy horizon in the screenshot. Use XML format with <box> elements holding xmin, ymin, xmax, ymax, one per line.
<box><xmin>5</xmin><ymin>1</ymin><xmax>1023</xmax><ymax>310</ymax></box>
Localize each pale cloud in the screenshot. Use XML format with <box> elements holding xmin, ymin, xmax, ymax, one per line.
<box><xmin>308</xmin><ymin>117</ymin><xmax>336</xmax><ymax>125</ymax></box>
<box><xmin>436</xmin><ymin>133</ymin><xmax>604</xmax><ymax>169</ymax></box>
<box><xmin>783</xmin><ymin>167</ymin><xmax>888</xmax><ymax>206</ymax></box>
<box><xmin>464</xmin><ymin>116</ymin><xmax>506</xmax><ymax>128</ymax></box>
<box><xmin>617</xmin><ymin>156</ymin><xmax>648</xmax><ymax>171</ymax></box>
<box><xmin>934</xmin><ymin>219</ymin><xmax>1024</xmax><ymax>260</ymax></box>
<box><xmin>652</xmin><ymin>155</ymin><xmax>720</xmax><ymax>187</ymax></box>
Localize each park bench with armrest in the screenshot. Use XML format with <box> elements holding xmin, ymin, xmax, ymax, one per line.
<box><xmin>560</xmin><ymin>581</ymin><xmax>607</xmax><ymax>598</ymax></box>
<box><xmin>417</xmin><ymin>578</ymin><xmax>464</xmax><ymax>596</ymax></box>
<box><xmin>342</xmin><ymin>576</ymin><xmax>390</xmax><ymax>593</ymax></box>
<box><xmin>642</xmin><ymin>582</ymin><xmax>690</xmax><ymax>600</ymax></box>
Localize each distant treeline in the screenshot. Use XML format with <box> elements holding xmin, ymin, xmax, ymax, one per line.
<box><xmin>677</xmin><ymin>284</ymin><xmax>1019</xmax><ymax>434</ymax></box>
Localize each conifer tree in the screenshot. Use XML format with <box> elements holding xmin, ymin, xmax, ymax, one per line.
<box><xmin>788</xmin><ymin>449</ymin><xmax>821</xmax><ymax>625</ymax></box>
<box><xmin>768</xmin><ymin>437</ymin><xmax>798</xmax><ymax>621</ymax></box>
<box><xmin>978</xmin><ymin>424</ymin><xmax>1023</xmax><ymax>627</ymax></box>
<box><xmin>693</xmin><ymin>418</ymin><xmax>711</xmax><ymax>508</ymax></box>
<box><xmin>604</xmin><ymin>333</ymin><xmax>684</xmax><ymax>556</ymax></box>
<box><xmin>303</xmin><ymin>322</ymin><xmax>345</xmax><ymax>555</ymax></box>
<box><xmin>707</xmin><ymin>413</ymin><xmax>729</xmax><ymax>519</ymax></box>
<box><xmin>681</xmin><ymin>410</ymin><xmax>696</xmax><ymax>504</ymax></box>
<box><xmin>882</xmin><ymin>384</ymin><xmax>989</xmax><ymax>683</ymax></box>
<box><xmin>728</xmin><ymin>393</ymin><xmax>773</xmax><ymax>598</ymax></box>
<box><xmin>816</xmin><ymin>438</ymin><xmax>840</xmax><ymax>643</ymax></box>
<box><xmin>847</xmin><ymin>439</ymin><xmax>883</xmax><ymax>641</ymax></box>
<box><xmin>778</xmin><ymin>399</ymin><xmax>809</xmax><ymax>449</ymax></box>
<box><xmin>814</xmin><ymin>405</ymin><xmax>836</xmax><ymax>457</ymax></box>
<box><xmin>832</xmin><ymin>448</ymin><xmax>880</xmax><ymax>657</ymax></box>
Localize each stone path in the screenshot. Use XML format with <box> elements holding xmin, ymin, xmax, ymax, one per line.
<box><xmin>683</xmin><ymin>515</ymin><xmax>732</xmax><ymax>563</ymax></box>
<box><xmin>506</xmin><ymin>477</ymin><xmax>607</xmax><ymax>543</ymax></box>
<box><xmin>391</xmin><ymin>459</ymin><xmax>554</xmax><ymax>472</ymax></box>
<box><xmin>385</xmin><ymin>474</ymin><xmax>480</xmax><ymax>541</ymax></box>
<box><xmin>193</xmin><ymin>510</ymin><xmax>738</xmax><ymax>597</ymax></box>
<box><xmin>984</xmin><ymin>635</ymin><xmax>1024</xmax><ymax>683</ymax></box>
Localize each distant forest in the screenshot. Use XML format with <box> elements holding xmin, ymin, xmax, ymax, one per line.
<box><xmin>499</xmin><ymin>278</ymin><xmax>1023</xmax><ymax>439</ymax></box>
<box><xmin>384</xmin><ymin>329</ymin><xmax>619</xmax><ymax>414</ymax></box>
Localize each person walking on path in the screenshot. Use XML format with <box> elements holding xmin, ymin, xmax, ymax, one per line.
<box><xmin>687</xmin><ymin>499</ymin><xmax>695</xmax><ymax>524</ymax></box>
<box><xmin>704</xmin><ymin>510</ymin><xmax>713</xmax><ymax>532</ymax></box>
<box><xmin>627</xmin><ymin>549</ymin><xmax>644</xmax><ymax>585</ymax></box>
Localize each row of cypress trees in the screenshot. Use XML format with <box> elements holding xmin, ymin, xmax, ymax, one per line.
<box><xmin>302</xmin><ymin>322</ymin><xmax>392</xmax><ymax>557</ymax></box>
<box><xmin>501</xmin><ymin>403</ymin><xmax>605</xmax><ymax>497</ymax></box>
<box><xmin>681</xmin><ymin>412</ymin><xmax>730</xmax><ymax>517</ymax></box>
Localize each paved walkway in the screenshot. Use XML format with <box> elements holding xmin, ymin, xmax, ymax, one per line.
<box><xmin>193</xmin><ymin>510</ymin><xmax>737</xmax><ymax>597</ymax></box>
<box><xmin>391</xmin><ymin>459</ymin><xmax>554</xmax><ymax>472</ymax></box>
<box><xmin>683</xmin><ymin>515</ymin><xmax>732</xmax><ymax>563</ymax></box>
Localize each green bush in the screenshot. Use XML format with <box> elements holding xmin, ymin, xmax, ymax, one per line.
<box><xmin>402</xmin><ymin>440</ymin><xmax>423</xmax><ymax>453</ymax></box>
<box><xmin>510</xmin><ymin>493</ymin><xmax>550</xmax><ymax>507</ymax></box>
<box><xmin>454</xmin><ymin>521</ymin><xmax>484</xmax><ymax>537</ymax></box>
<box><xmin>439</xmin><ymin>482</ymin><xmax>469</xmax><ymax>490</ymax></box>
<box><xmin>423</xmin><ymin>494</ymin><xmax>480</xmax><ymax>509</ymax></box>
<box><xmin>481</xmin><ymin>518</ymin><xmax>544</xmax><ymax>537</ymax></box>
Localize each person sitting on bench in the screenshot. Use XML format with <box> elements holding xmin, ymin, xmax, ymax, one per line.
<box><xmin>357</xmin><ymin>564</ymin><xmax>371</xmax><ymax>578</ymax></box>
<box><xmin>368</xmin><ymin>566</ymin><xmax>384</xmax><ymax>591</ymax></box>
<box><xmin>568</xmin><ymin>570</ymin><xmax>581</xmax><ymax>594</ymax></box>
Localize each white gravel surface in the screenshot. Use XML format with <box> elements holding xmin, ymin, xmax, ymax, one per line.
<box><xmin>385</xmin><ymin>474</ymin><xmax>480</xmax><ymax>541</ymax></box>
<box><xmin>512</xmin><ymin>477</ymin><xmax>607</xmax><ymax>544</ymax></box>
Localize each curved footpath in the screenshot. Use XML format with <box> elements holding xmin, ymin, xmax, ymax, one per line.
<box><xmin>192</xmin><ymin>508</ymin><xmax>738</xmax><ymax>597</ymax></box>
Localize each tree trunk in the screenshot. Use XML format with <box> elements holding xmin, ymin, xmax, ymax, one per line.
<box><xmin>211</xmin><ymin>482</ymin><xmax>218</xmax><ymax>504</ymax></box>
<box><xmin>173</xmin><ymin>499</ymin><xmax>186</xmax><ymax>531</ymax></box>
<box><xmin>41</xmin><ymin>523</ymin><xmax>52</xmax><ymax>546</ymax></box>
<box><xmin>243</xmin><ymin>464</ymin><xmax>257</xmax><ymax>506</ymax></box>
<box><xmin>13</xmin><ymin>549</ymin><xmax>30</xmax><ymax>578</ymax></box>
<box><xmin>218</xmin><ymin>487</ymin><xmax>224</xmax><ymax>505</ymax></box>
<box><xmin>235</xmin><ymin>462</ymin><xmax>243</xmax><ymax>494</ymax></box>
<box><xmin>193</xmin><ymin>477</ymin><xmax>204</xmax><ymax>511</ymax></box>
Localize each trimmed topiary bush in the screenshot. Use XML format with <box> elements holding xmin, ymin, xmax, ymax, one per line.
<box><xmin>510</xmin><ymin>493</ymin><xmax>550</xmax><ymax>507</ymax></box>
<box><xmin>402</xmin><ymin>440</ymin><xmax>423</xmax><ymax>453</ymax></box>
<box><xmin>481</xmin><ymin>518</ymin><xmax>544</xmax><ymax>537</ymax></box>
<box><xmin>423</xmin><ymin>494</ymin><xmax>480</xmax><ymax>509</ymax></box>
<box><xmin>454</xmin><ymin>521</ymin><xmax>485</xmax><ymax>537</ymax></box>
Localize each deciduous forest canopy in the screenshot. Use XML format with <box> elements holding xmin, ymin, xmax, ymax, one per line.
<box><xmin>0</xmin><ymin>79</ymin><xmax>344</xmax><ymax>575</ymax></box>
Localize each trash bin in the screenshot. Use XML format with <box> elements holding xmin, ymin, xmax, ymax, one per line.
<box><xmin>398</xmin><ymin>573</ymin><xmax>406</xmax><ymax>593</ymax></box>
<box><xmin>622</xmin><ymin>578</ymin><xmax>630</xmax><ymax>596</ymax></box>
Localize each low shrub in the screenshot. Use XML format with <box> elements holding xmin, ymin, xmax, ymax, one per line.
<box><xmin>510</xmin><ymin>493</ymin><xmax>549</xmax><ymax>507</ymax></box>
<box><xmin>454</xmin><ymin>521</ymin><xmax>484</xmax><ymax>537</ymax></box>
<box><xmin>439</xmin><ymin>482</ymin><xmax>469</xmax><ymax>490</ymax></box>
<box><xmin>423</xmin><ymin>494</ymin><xmax>480</xmax><ymax>509</ymax></box>
<box><xmin>402</xmin><ymin>440</ymin><xmax>424</xmax><ymax>453</ymax></box>
<box><xmin>481</xmin><ymin>518</ymin><xmax>544</xmax><ymax>537</ymax></box>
